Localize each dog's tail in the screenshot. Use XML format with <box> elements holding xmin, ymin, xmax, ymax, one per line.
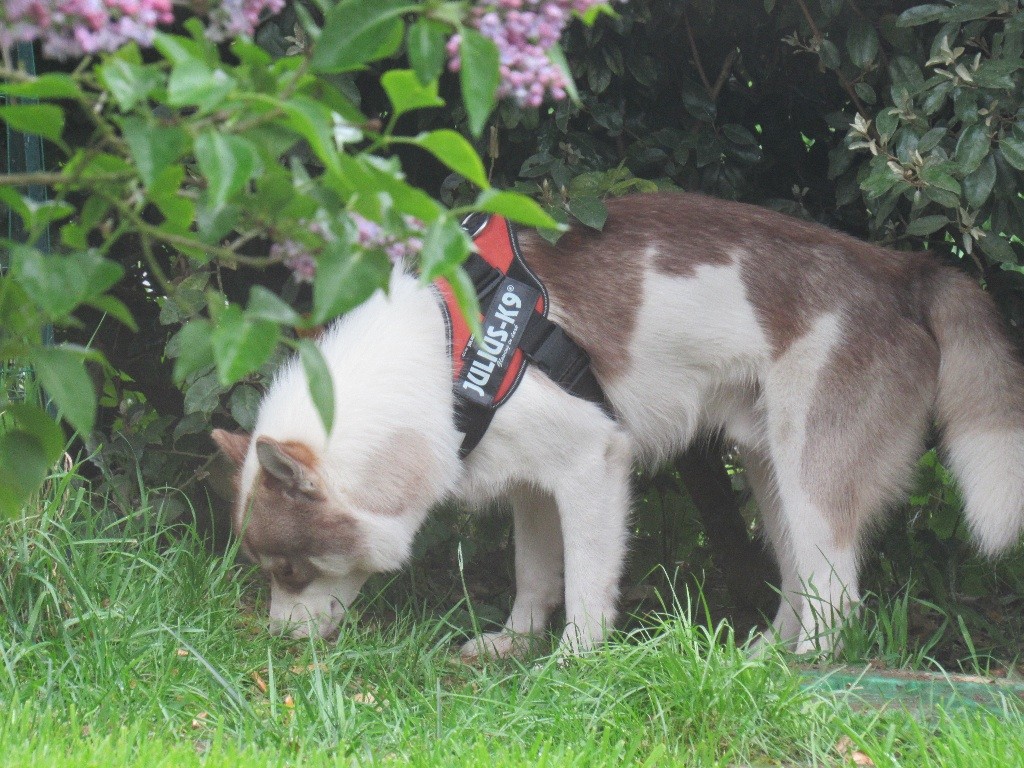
<box><xmin>927</xmin><ymin>268</ymin><xmax>1024</xmax><ymax>556</ymax></box>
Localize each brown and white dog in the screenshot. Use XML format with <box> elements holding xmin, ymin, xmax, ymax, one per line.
<box><xmin>212</xmin><ymin>192</ymin><xmax>1024</xmax><ymax>656</ymax></box>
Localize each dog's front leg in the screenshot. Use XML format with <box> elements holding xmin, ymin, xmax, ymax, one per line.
<box><xmin>460</xmin><ymin>485</ymin><xmax>564</xmax><ymax>661</ymax></box>
<box><xmin>554</xmin><ymin>430</ymin><xmax>633</xmax><ymax>655</ymax></box>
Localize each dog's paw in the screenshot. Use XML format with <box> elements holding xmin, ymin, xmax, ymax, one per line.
<box><xmin>458</xmin><ymin>632</ymin><xmax>531</xmax><ymax>662</ymax></box>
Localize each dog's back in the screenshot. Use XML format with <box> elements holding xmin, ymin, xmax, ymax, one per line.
<box><xmin>516</xmin><ymin>192</ymin><xmax>1024</xmax><ymax>650</ymax></box>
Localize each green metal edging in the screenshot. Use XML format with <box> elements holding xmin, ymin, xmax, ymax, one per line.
<box><xmin>800</xmin><ymin>665</ymin><xmax>1024</xmax><ymax>715</ymax></box>
<box><xmin>3</xmin><ymin>41</ymin><xmax>55</xmax><ymax>413</ymax></box>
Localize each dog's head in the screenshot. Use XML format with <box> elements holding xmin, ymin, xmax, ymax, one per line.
<box><xmin>212</xmin><ymin>426</ymin><xmax>451</xmax><ymax>639</ymax></box>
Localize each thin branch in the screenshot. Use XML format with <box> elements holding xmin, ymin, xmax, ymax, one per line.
<box><xmin>794</xmin><ymin>0</ymin><xmax>871</xmax><ymax>121</ymax></box>
<box><xmin>682</xmin><ymin>6</ymin><xmax>713</xmax><ymax>95</ymax></box>
<box><xmin>710</xmin><ymin>48</ymin><xmax>740</xmax><ymax>102</ymax></box>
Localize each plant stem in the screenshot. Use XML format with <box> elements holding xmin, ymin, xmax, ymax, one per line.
<box><xmin>0</xmin><ymin>171</ymin><xmax>133</xmax><ymax>187</ymax></box>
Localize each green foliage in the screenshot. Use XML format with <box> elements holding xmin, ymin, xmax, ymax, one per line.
<box><xmin>0</xmin><ymin>1</ymin><xmax>586</xmax><ymax>515</ymax></box>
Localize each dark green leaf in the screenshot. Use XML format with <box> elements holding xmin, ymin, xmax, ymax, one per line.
<box><xmin>680</xmin><ymin>79</ymin><xmax>716</xmax><ymax>122</ymax></box>
<box><xmin>166</xmin><ymin>59</ymin><xmax>235</xmax><ymax>110</ymax></box>
<box><xmin>119</xmin><ymin>117</ymin><xmax>190</xmax><ymax>189</ymax></box>
<box><xmin>30</xmin><ymin>345</ymin><xmax>97</xmax><ymax>435</ymax></box>
<box><xmin>0</xmin><ymin>430</ymin><xmax>51</xmax><ymax>519</ymax></box>
<box><xmin>183</xmin><ymin>371</ymin><xmax>223</xmax><ymax>416</ymax></box>
<box><xmin>818</xmin><ymin>39</ymin><xmax>841</xmax><ymax>70</ymax></box>
<box><xmin>846</xmin><ymin>21</ymin><xmax>880</xmax><ymax>69</ymax></box>
<box><xmin>195</xmin><ymin>131</ymin><xmax>260</xmax><ymax>210</ymax></box>
<box><xmin>0</xmin><ymin>73</ymin><xmax>82</xmax><ymax>99</ymax></box>
<box><xmin>861</xmin><ymin>167</ymin><xmax>899</xmax><ymax>199</ymax></box>
<box><xmin>722</xmin><ymin>123</ymin><xmax>758</xmax><ymax>146</ymax></box>
<box><xmin>921</xmin><ymin>80</ymin><xmax>953</xmax><ymax>115</ymax></box>
<box><xmin>978</xmin><ymin>233</ymin><xmax>1017</xmax><ymax>264</ymax></box>
<box><xmin>280</xmin><ymin>95</ymin><xmax>342</xmax><ymax>176</ymax></box>
<box><xmin>418</xmin><ymin>216</ymin><xmax>471</xmax><ymax>282</ymax></box>
<box><xmin>411</xmin><ymin>129</ymin><xmax>489</xmax><ymax>188</ymax></box>
<box><xmin>4</xmin><ymin>403</ymin><xmax>65</xmax><ymax>465</ymax></box>
<box><xmin>298</xmin><ymin>339</ymin><xmax>336</xmax><ymax>435</ymax></box>
<box><xmin>819</xmin><ymin>0</ymin><xmax>842</xmax><ymax>18</ymax></box>
<box><xmin>229</xmin><ymin>385</ymin><xmax>262</xmax><ymax>432</ymax></box>
<box><xmin>473</xmin><ymin>189</ymin><xmax>561</xmax><ymax>229</ymax></box>
<box><xmin>954</xmin><ymin>124</ymin><xmax>991</xmax><ymax>175</ymax></box>
<box><xmin>459</xmin><ymin>29</ymin><xmax>501</xmax><ymax>138</ymax></box>
<box><xmin>999</xmin><ymin>133</ymin><xmax>1024</xmax><ymax>171</ymax></box>
<box><xmin>10</xmin><ymin>247</ymin><xmax>123</xmax><ymax>319</ymax></box>
<box><xmin>889</xmin><ymin>56</ymin><xmax>925</xmax><ymax>95</ymax></box>
<box><xmin>547</xmin><ymin>43</ymin><xmax>580</xmax><ymax>103</ymax></box>
<box><xmin>312</xmin><ymin>244</ymin><xmax>391</xmax><ymax>324</ymax></box>
<box><xmin>210</xmin><ymin>305</ymin><xmax>280</xmax><ymax>385</ymax></box>
<box><xmin>905</xmin><ymin>215</ymin><xmax>949</xmax><ymax>236</ymax></box>
<box><xmin>97</xmin><ymin>58</ymin><xmax>163</xmax><ymax>111</ymax></box>
<box><xmin>567</xmin><ymin>195</ymin><xmax>608</xmax><ymax>230</ymax></box>
<box><xmin>246</xmin><ymin>285</ymin><xmax>301</xmax><ymax>325</ymax></box>
<box><xmin>963</xmin><ymin>154</ymin><xmax>997</xmax><ymax>208</ymax></box>
<box><xmin>854</xmin><ymin>81</ymin><xmax>877</xmax><ymax>104</ymax></box>
<box><xmin>920</xmin><ymin>165</ymin><xmax>961</xmax><ymax>195</ymax></box>
<box><xmin>407</xmin><ymin>19</ymin><xmax>449</xmax><ymax>85</ymax></box>
<box><xmin>169</xmin><ymin>319</ymin><xmax>215</xmax><ymax>385</ymax></box>
<box><xmin>0</xmin><ymin>104</ymin><xmax>65</xmax><ymax>144</ymax></box>
<box><xmin>918</xmin><ymin>126</ymin><xmax>946</xmax><ymax>152</ymax></box>
<box><xmin>311</xmin><ymin>0</ymin><xmax>414</xmax><ymax>73</ymax></box>
<box><xmin>381</xmin><ymin>69</ymin><xmax>444</xmax><ymax>119</ymax></box>
<box><xmin>87</xmin><ymin>295</ymin><xmax>139</xmax><ymax>331</ymax></box>
<box><xmin>896</xmin><ymin>4</ymin><xmax>950</xmax><ymax>27</ymax></box>
<box><xmin>971</xmin><ymin>59</ymin><xmax>1022</xmax><ymax>89</ymax></box>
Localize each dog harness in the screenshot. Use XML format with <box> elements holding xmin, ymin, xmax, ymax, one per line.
<box><xmin>434</xmin><ymin>213</ymin><xmax>608</xmax><ymax>457</ymax></box>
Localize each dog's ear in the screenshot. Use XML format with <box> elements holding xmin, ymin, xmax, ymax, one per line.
<box><xmin>211</xmin><ymin>429</ymin><xmax>251</xmax><ymax>467</ymax></box>
<box><xmin>255</xmin><ymin>437</ymin><xmax>323</xmax><ymax>499</ymax></box>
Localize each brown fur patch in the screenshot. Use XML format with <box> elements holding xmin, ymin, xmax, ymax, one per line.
<box><xmin>211</xmin><ymin>428</ymin><xmax>250</xmax><ymax>468</ymax></box>
<box><xmin>277</xmin><ymin>440</ymin><xmax>320</xmax><ymax>469</ymax></box>
<box><xmin>516</xmin><ymin>204</ymin><xmax>646</xmax><ymax>380</ymax></box>
<box><xmin>349</xmin><ymin>428</ymin><xmax>437</xmax><ymax>516</ymax></box>
<box><xmin>238</xmin><ymin>477</ymin><xmax>364</xmax><ymax>564</ymax></box>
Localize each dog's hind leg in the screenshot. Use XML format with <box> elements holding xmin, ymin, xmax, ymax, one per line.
<box><xmin>741</xmin><ymin>447</ymin><xmax>804</xmax><ymax>651</ymax></box>
<box><xmin>760</xmin><ymin>313</ymin><xmax>862</xmax><ymax>655</ymax></box>
<box><xmin>764</xmin><ymin>311</ymin><xmax>938</xmax><ymax>655</ymax></box>
<box><xmin>460</xmin><ymin>485</ymin><xmax>564</xmax><ymax>661</ymax></box>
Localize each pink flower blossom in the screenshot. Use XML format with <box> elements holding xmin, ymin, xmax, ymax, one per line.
<box><xmin>1</xmin><ymin>0</ymin><xmax>173</xmax><ymax>59</ymax></box>
<box><xmin>350</xmin><ymin>212</ymin><xmax>425</xmax><ymax>263</ymax></box>
<box><xmin>204</xmin><ymin>0</ymin><xmax>285</xmax><ymax>42</ymax></box>
<box><xmin>270</xmin><ymin>239</ymin><xmax>317</xmax><ymax>284</ymax></box>
<box><xmin>0</xmin><ymin>0</ymin><xmax>284</xmax><ymax>58</ymax></box>
<box><xmin>449</xmin><ymin>0</ymin><xmax>605</xmax><ymax>108</ymax></box>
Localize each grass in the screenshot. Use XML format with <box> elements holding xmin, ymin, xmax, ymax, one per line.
<box><xmin>2</xmin><ymin>464</ymin><xmax>1024</xmax><ymax>766</ymax></box>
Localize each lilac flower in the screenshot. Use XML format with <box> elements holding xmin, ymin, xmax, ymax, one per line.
<box><xmin>449</xmin><ymin>0</ymin><xmax>605</xmax><ymax>108</ymax></box>
<box><xmin>271</xmin><ymin>239</ymin><xmax>317</xmax><ymax>284</ymax></box>
<box><xmin>204</xmin><ymin>0</ymin><xmax>285</xmax><ymax>43</ymax></box>
<box><xmin>1</xmin><ymin>0</ymin><xmax>174</xmax><ymax>59</ymax></box>
<box><xmin>350</xmin><ymin>212</ymin><xmax>425</xmax><ymax>264</ymax></box>
<box><xmin>0</xmin><ymin>0</ymin><xmax>283</xmax><ymax>58</ymax></box>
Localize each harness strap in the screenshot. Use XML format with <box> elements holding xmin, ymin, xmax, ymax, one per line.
<box><xmin>445</xmin><ymin>215</ymin><xmax>611</xmax><ymax>458</ymax></box>
<box><xmin>461</xmin><ymin>251</ymin><xmax>607</xmax><ymax>410</ymax></box>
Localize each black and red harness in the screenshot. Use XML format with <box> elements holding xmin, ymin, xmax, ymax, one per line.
<box><xmin>434</xmin><ymin>213</ymin><xmax>608</xmax><ymax>457</ymax></box>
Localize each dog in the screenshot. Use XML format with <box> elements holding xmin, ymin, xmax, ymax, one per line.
<box><xmin>212</xmin><ymin>192</ymin><xmax>1024</xmax><ymax>656</ymax></box>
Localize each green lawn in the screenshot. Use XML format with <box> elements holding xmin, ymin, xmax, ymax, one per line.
<box><xmin>2</xmin><ymin>470</ymin><xmax>1023</xmax><ymax>767</ymax></box>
